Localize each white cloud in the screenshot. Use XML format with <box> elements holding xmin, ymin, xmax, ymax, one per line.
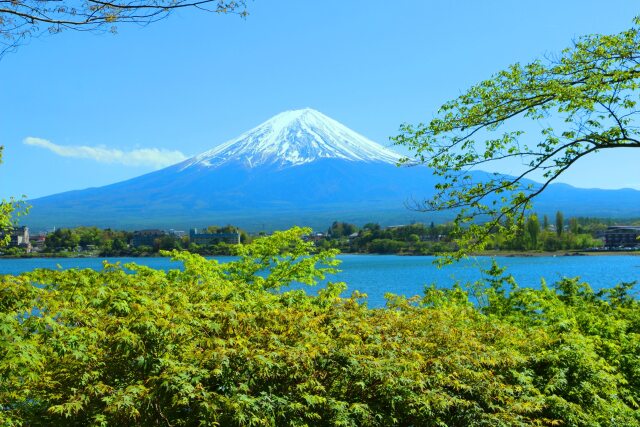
<box><xmin>23</xmin><ymin>137</ymin><xmax>188</xmax><ymax>168</ymax></box>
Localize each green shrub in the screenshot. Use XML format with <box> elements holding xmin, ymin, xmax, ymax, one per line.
<box><xmin>1</xmin><ymin>228</ymin><xmax>638</xmax><ymax>426</ymax></box>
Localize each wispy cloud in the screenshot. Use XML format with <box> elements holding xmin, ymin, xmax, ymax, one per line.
<box><xmin>23</xmin><ymin>137</ymin><xmax>188</xmax><ymax>168</ymax></box>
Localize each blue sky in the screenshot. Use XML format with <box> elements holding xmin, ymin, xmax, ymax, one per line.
<box><xmin>1</xmin><ymin>1</ymin><xmax>639</xmax><ymax>199</ymax></box>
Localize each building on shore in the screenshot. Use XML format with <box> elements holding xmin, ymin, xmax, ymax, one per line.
<box><xmin>189</xmin><ymin>228</ymin><xmax>240</xmax><ymax>245</ymax></box>
<box><xmin>604</xmin><ymin>226</ymin><xmax>640</xmax><ymax>248</ymax></box>
<box><xmin>1</xmin><ymin>226</ymin><xmax>32</xmax><ymax>252</ymax></box>
<box><xmin>302</xmin><ymin>232</ymin><xmax>326</xmax><ymax>242</ymax></box>
<box><xmin>131</xmin><ymin>229</ymin><xmax>166</xmax><ymax>247</ymax></box>
<box><xmin>168</xmin><ymin>229</ymin><xmax>186</xmax><ymax>238</ymax></box>
<box><xmin>30</xmin><ymin>233</ymin><xmax>46</xmax><ymax>252</ymax></box>
<box><xmin>10</xmin><ymin>226</ymin><xmax>29</xmax><ymax>246</ymax></box>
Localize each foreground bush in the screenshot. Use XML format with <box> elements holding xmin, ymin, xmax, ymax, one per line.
<box><xmin>1</xmin><ymin>227</ymin><xmax>639</xmax><ymax>426</ymax></box>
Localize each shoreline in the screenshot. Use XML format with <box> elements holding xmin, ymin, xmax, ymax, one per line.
<box><xmin>2</xmin><ymin>250</ymin><xmax>640</xmax><ymax>260</ymax></box>
<box><xmin>469</xmin><ymin>250</ymin><xmax>640</xmax><ymax>258</ymax></box>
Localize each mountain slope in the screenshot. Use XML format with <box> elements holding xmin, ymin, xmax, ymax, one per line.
<box><xmin>25</xmin><ymin>109</ymin><xmax>640</xmax><ymax>231</ymax></box>
<box><xmin>181</xmin><ymin>108</ymin><xmax>401</xmax><ymax>169</ymax></box>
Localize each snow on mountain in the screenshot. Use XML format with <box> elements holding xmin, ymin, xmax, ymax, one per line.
<box><xmin>180</xmin><ymin>108</ymin><xmax>402</xmax><ymax>169</ymax></box>
<box><xmin>26</xmin><ymin>107</ymin><xmax>640</xmax><ymax>231</ymax></box>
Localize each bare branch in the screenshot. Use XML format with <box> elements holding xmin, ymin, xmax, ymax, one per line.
<box><xmin>0</xmin><ymin>0</ymin><xmax>247</xmax><ymax>57</ymax></box>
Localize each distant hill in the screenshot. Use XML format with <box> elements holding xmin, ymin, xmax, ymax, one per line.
<box><xmin>26</xmin><ymin>109</ymin><xmax>640</xmax><ymax>231</ymax></box>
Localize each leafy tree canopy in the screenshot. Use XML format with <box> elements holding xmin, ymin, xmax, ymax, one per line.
<box><xmin>393</xmin><ymin>17</ymin><xmax>640</xmax><ymax>262</ymax></box>
<box><xmin>328</xmin><ymin>221</ymin><xmax>358</xmax><ymax>238</ymax></box>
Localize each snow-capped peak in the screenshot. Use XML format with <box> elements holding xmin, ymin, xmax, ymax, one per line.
<box><xmin>181</xmin><ymin>108</ymin><xmax>402</xmax><ymax>169</ymax></box>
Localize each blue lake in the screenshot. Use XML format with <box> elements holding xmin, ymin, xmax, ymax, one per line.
<box><xmin>1</xmin><ymin>255</ymin><xmax>638</xmax><ymax>307</ymax></box>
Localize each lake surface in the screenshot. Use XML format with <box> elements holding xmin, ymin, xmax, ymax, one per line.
<box><xmin>1</xmin><ymin>255</ymin><xmax>638</xmax><ymax>307</ymax></box>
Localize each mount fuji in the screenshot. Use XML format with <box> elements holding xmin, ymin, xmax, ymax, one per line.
<box><xmin>182</xmin><ymin>108</ymin><xmax>401</xmax><ymax>169</ymax></box>
<box><xmin>26</xmin><ymin>109</ymin><xmax>640</xmax><ymax>231</ymax></box>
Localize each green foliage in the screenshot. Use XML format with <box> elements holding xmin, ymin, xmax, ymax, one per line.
<box><xmin>392</xmin><ymin>18</ymin><xmax>640</xmax><ymax>262</ymax></box>
<box><xmin>2</xmin><ymin>228</ymin><xmax>639</xmax><ymax>426</ymax></box>
<box><xmin>526</xmin><ymin>214</ymin><xmax>541</xmax><ymax>250</ymax></box>
<box><xmin>26</xmin><ymin>224</ymin><xmax>252</xmax><ymax>257</ymax></box>
<box><xmin>318</xmin><ymin>217</ymin><xmax>608</xmax><ymax>254</ymax></box>
<box><xmin>328</xmin><ymin>221</ymin><xmax>359</xmax><ymax>238</ymax></box>
<box><xmin>323</xmin><ymin>222</ymin><xmax>455</xmax><ymax>255</ymax></box>
<box><xmin>477</xmin><ymin>275</ymin><xmax>640</xmax><ymax>426</ymax></box>
<box><xmin>368</xmin><ymin>238</ymin><xmax>405</xmax><ymax>254</ymax></box>
<box><xmin>222</xmin><ymin>227</ymin><xmax>340</xmax><ymax>290</ymax></box>
<box><xmin>1</xmin><ymin>246</ymin><xmax>27</xmax><ymax>257</ymax></box>
<box><xmin>0</xmin><ymin>147</ymin><xmax>29</xmax><ymax>248</ymax></box>
<box><xmin>44</xmin><ymin>228</ymin><xmax>81</xmax><ymax>252</ymax></box>
<box><xmin>556</xmin><ymin>211</ymin><xmax>565</xmax><ymax>238</ymax></box>
<box><xmin>486</xmin><ymin>212</ymin><xmax>604</xmax><ymax>252</ymax></box>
